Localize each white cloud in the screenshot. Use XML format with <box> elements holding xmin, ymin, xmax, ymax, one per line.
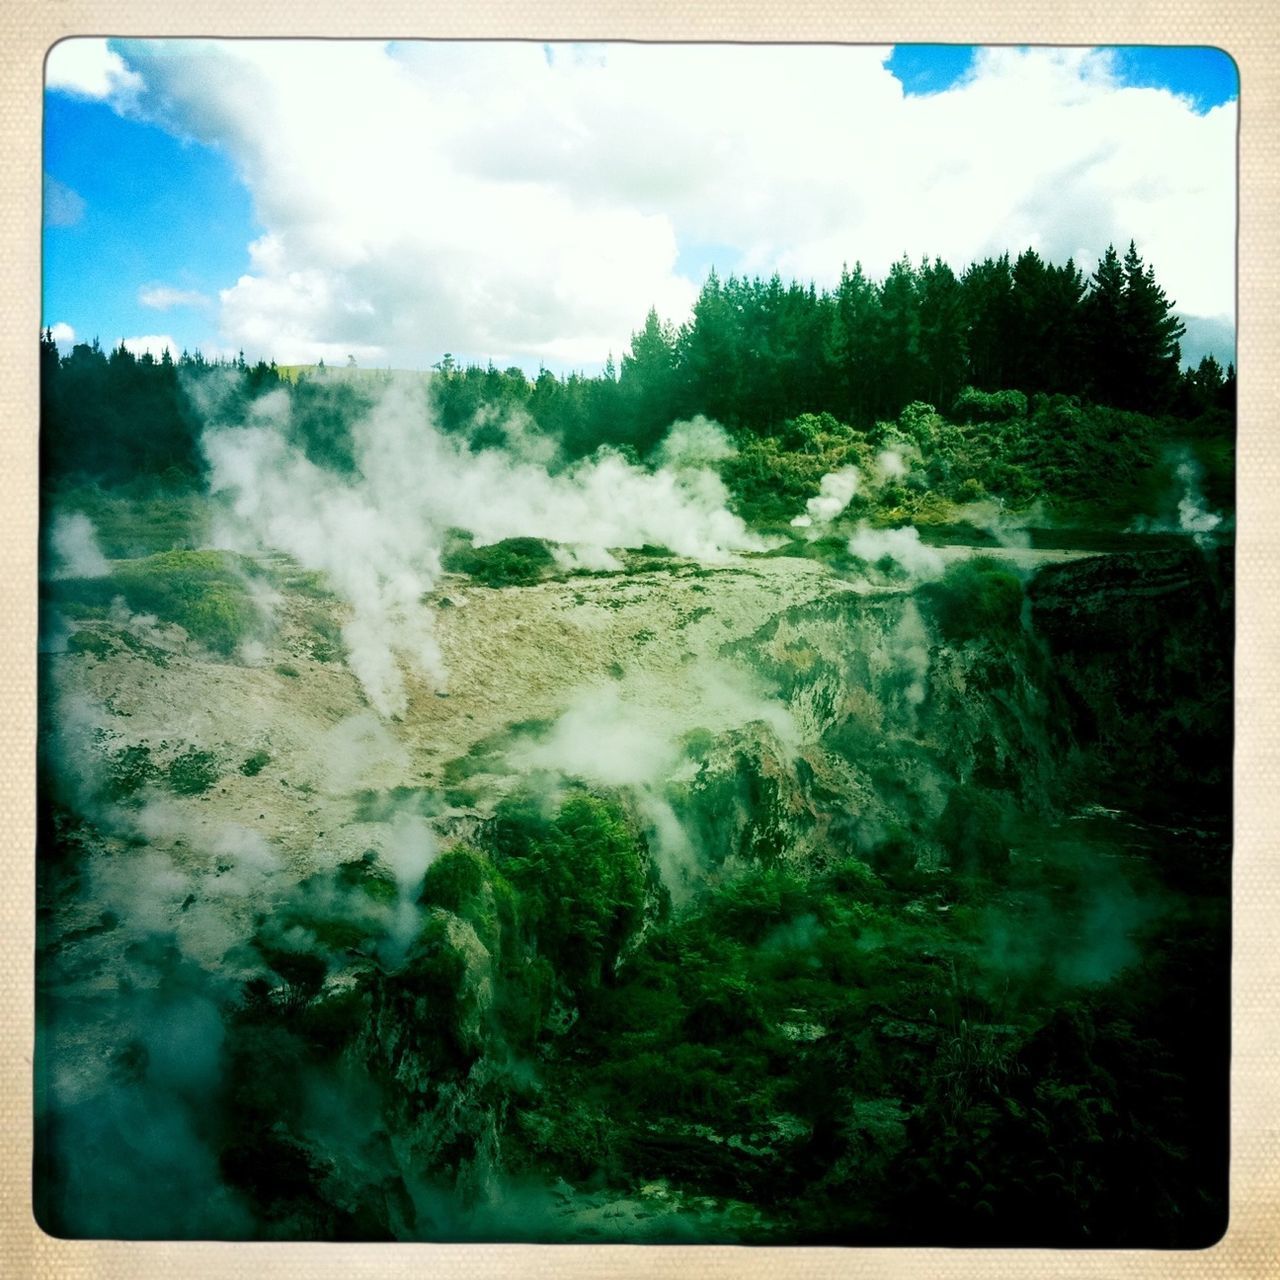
<box><xmin>119</xmin><ymin>334</ymin><xmax>178</xmax><ymax>359</ymax></box>
<box><xmin>43</xmin><ymin>175</ymin><xmax>86</xmax><ymax>227</ymax></box>
<box><xmin>99</xmin><ymin>41</ymin><xmax>1235</xmax><ymax>368</ymax></box>
<box><xmin>46</xmin><ymin>37</ymin><xmax>142</xmax><ymax>100</ymax></box>
<box><xmin>49</xmin><ymin>321</ymin><xmax>75</xmax><ymax>345</ymax></box>
<box><xmin>139</xmin><ymin>283</ymin><xmax>212</xmax><ymax>310</ymax></box>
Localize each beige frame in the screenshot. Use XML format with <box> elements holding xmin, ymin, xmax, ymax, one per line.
<box><xmin>4</xmin><ymin>6</ymin><xmax>1276</xmax><ymax>1277</ymax></box>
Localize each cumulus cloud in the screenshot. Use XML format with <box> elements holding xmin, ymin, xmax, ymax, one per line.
<box><xmin>46</xmin><ymin>37</ymin><xmax>143</xmax><ymax>100</ymax></box>
<box><xmin>48</xmin><ymin>321</ymin><xmax>76</xmax><ymax>345</ymax></box>
<box><xmin>88</xmin><ymin>40</ymin><xmax>1233</xmax><ymax>369</ymax></box>
<box><xmin>139</xmin><ymin>284</ymin><xmax>212</xmax><ymax>310</ymax></box>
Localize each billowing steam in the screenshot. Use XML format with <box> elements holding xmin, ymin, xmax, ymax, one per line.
<box><xmin>49</xmin><ymin>511</ymin><xmax>110</xmax><ymax>579</ymax></box>
<box><xmin>203</xmin><ymin>383</ymin><xmax>765</xmax><ymax>716</ymax></box>
<box><xmin>791</xmin><ymin>466</ymin><xmax>859</xmax><ymax>528</ymax></box>
<box><xmin>1129</xmin><ymin>448</ymin><xmax>1227</xmax><ymax>549</ymax></box>
<box><xmin>847</xmin><ymin>523</ymin><xmax>945</xmax><ymax>579</ymax></box>
<box><xmin>1173</xmin><ymin>455</ymin><xmax>1224</xmax><ymax>547</ymax></box>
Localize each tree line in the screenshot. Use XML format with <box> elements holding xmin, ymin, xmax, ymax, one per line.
<box><xmin>40</xmin><ymin>239</ymin><xmax>1234</xmax><ymax>485</ymax></box>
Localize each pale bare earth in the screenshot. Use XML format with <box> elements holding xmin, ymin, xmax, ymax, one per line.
<box><xmin>43</xmin><ymin>544</ymin><xmax>1099</xmax><ymax>995</ymax></box>
<box><xmin>41</xmin><ymin>556</ymin><xmax>851</xmax><ymax>972</ymax></box>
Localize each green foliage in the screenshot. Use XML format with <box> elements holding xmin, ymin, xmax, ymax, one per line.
<box><xmin>722</xmin><ymin>419</ymin><xmax>867</xmax><ymax>527</ymax></box>
<box><xmin>494</xmin><ymin>791</ymin><xmax>648</xmax><ymax>986</ymax></box>
<box><xmin>952</xmin><ymin>387</ymin><xmax>1028</xmax><ymax>423</ymax></box>
<box><xmin>104</xmin><ymin>743</ymin><xmax>159</xmax><ymax>802</ymax></box>
<box><xmin>53</xmin><ymin>550</ymin><xmax>260</xmax><ymax>655</ymax></box>
<box><xmin>47</xmin><ymin>482</ymin><xmax>207</xmax><ymax>558</ymax></box>
<box><xmin>421</xmin><ymin>845</ymin><xmax>491</xmax><ymax>912</ymax></box>
<box><xmin>938</xmin><ymin>784</ymin><xmax>1009</xmax><ymax>876</ymax></box>
<box><xmin>420</xmin><ymin>845</ymin><xmax>518</xmax><ymax>957</ymax></box>
<box><xmin>335</xmin><ymin>850</ymin><xmax>398</xmax><ymax>905</ymax></box>
<box><xmin>166</xmin><ymin>746</ymin><xmax>220</xmax><ymax>795</ymax></box>
<box><xmin>41</xmin><ymin>336</ymin><xmax>282</xmax><ymax>485</ymax></box>
<box><xmin>922</xmin><ymin>558</ymin><xmax>1024</xmax><ymax>644</ymax></box>
<box><xmin>442</xmin><ymin>535</ymin><xmax>555</xmax><ymax>587</ymax></box>
<box><xmin>240</xmin><ymin>749</ymin><xmax>271</xmax><ymax>776</ymax></box>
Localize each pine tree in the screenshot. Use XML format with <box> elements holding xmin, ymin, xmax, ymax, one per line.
<box><xmin>1083</xmin><ymin>244</ymin><xmax>1127</xmax><ymax>406</ymax></box>
<box><xmin>619</xmin><ymin>306</ymin><xmax>679</xmax><ymax>449</ymax></box>
<box><xmin>961</xmin><ymin>255</ymin><xmax>1015</xmax><ymax>391</ymax></box>
<box><xmin>918</xmin><ymin>257</ymin><xmax>968</xmax><ymax>409</ymax></box>
<box><xmin>1120</xmin><ymin>241</ymin><xmax>1185</xmax><ymax>411</ymax></box>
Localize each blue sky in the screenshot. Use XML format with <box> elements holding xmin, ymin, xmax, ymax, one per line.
<box><xmin>885</xmin><ymin>44</ymin><xmax>1238</xmax><ymax>110</ymax></box>
<box><xmin>43</xmin><ymin>41</ymin><xmax>1238</xmax><ymax>372</ymax></box>
<box><xmin>43</xmin><ymin>91</ymin><xmax>258</xmax><ymax>358</ymax></box>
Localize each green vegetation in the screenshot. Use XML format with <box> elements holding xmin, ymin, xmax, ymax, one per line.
<box><xmin>493</xmin><ymin>791</ymin><xmax>652</xmax><ymax>986</ymax></box>
<box><xmin>104</xmin><ymin>743</ymin><xmax>159</xmax><ymax>803</ymax></box>
<box><xmin>239</xmin><ymin>749</ymin><xmax>271</xmax><ymax>777</ymax></box>
<box><xmin>36</xmin><ymin>243</ymin><xmax>1232</xmax><ymax>1246</ymax></box>
<box><xmin>41</xmin><ymin>242</ymin><xmax>1231</xmax><ymax>503</ymax></box>
<box><xmin>112</xmin><ymin>550</ymin><xmax>260</xmax><ymax>655</ymax></box>
<box><xmin>922</xmin><ymin>558</ymin><xmax>1025</xmax><ymax>644</ymax></box>
<box><xmin>442</xmin><ymin>535</ymin><xmax>556</xmax><ymax>587</ymax></box>
<box><xmin>46</xmin><ymin>549</ymin><xmax>261</xmax><ymax>656</ymax></box>
<box><xmin>167</xmin><ymin>747</ymin><xmax>221</xmax><ymax>796</ymax></box>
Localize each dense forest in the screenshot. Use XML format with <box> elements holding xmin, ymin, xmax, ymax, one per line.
<box><xmin>40</xmin><ymin>240</ymin><xmax>1234</xmax><ymax>488</ymax></box>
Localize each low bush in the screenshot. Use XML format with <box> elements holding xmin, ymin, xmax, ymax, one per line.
<box><xmin>922</xmin><ymin>558</ymin><xmax>1024</xmax><ymax>645</ymax></box>
<box><xmin>442</xmin><ymin>536</ymin><xmax>555</xmax><ymax>587</ymax></box>
<box><xmin>167</xmin><ymin>746</ymin><xmax>221</xmax><ymax>795</ymax></box>
<box><xmin>952</xmin><ymin>387</ymin><xmax>1029</xmax><ymax>424</ymax></box>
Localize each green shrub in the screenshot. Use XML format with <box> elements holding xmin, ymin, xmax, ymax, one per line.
<box><xmin>952</xmin><ymin>387</ymin><xmax>1029</xmax><ymax>423</ymax></box>
<box><xmin>54</xmin><ymin>550</ymin><xmax>262</xmax><ymax>654</ymax></box>
<box><xmin>495</xmin><ymin>791</ymin><xmax>648</xmax><ymax>986</ymax></box>
<box><xmin>922</xmin><ymin>558</ymin><xmax>1024</xmax><ymax>644</ymax></box>
<box><xmin>167</xmin><ymin>746</ymin><xmax>220</xmax><ymax>795</ymax></box>
<box><xmin>442</xmin><ymin>536</ymin><xmax>555</xmax><ymax>587</ymax></box>
<box><xmin>421</xmin><ymin>845</ymin><xmax>492</xmax><ymax>912</ymax></box>
<box><xmin>240</xmin><ymin>749</ymin><xmax>271</xmax><ymax>776</ymax></box>
<box><xmin>335</xmin><ymin>850</ymin><xmax>399</xmax><ymax>905</ymax></box>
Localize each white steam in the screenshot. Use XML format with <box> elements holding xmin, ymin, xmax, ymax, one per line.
<box><xmin>1174</xmin><ymin>457</ymin><xmax>1224</xmax><ymax>547</ymax></box>
<box><xmin>875</xmin><ymin>449</ymin><xmax>908</xmax><ymax>481</ymax></box>
<box><xmin>956</xmin><ymin>499</ymin><xmax>1043</xmax><ymax>550</ymax></box>
<box><xmin>203</xmin><ymin>383</ymin><xmax>764</xmax><ymax>716</ymax></box>
<box><xmin>49</xmin><ymin>512</ymin><xmax>110</xmax><ymax>579</ymax></box>
<box><xmin>653</xmin><ymin>415</ymin><xmax>739</xmax><ymax>470</ymax></box>
<box><xmin>1129</xmin><ymin>449</ymin><xmax>1227</xmax><ymax>549</ymax></box>
<box><xmin>847</xmin><ymin>523</ymin><xmax>946</xmax><ymax>579</ymax></box>
<box><xmin>792</xmin><ymin>466</ymin><xmax>860</xmax><ymax>528</ymax></box>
